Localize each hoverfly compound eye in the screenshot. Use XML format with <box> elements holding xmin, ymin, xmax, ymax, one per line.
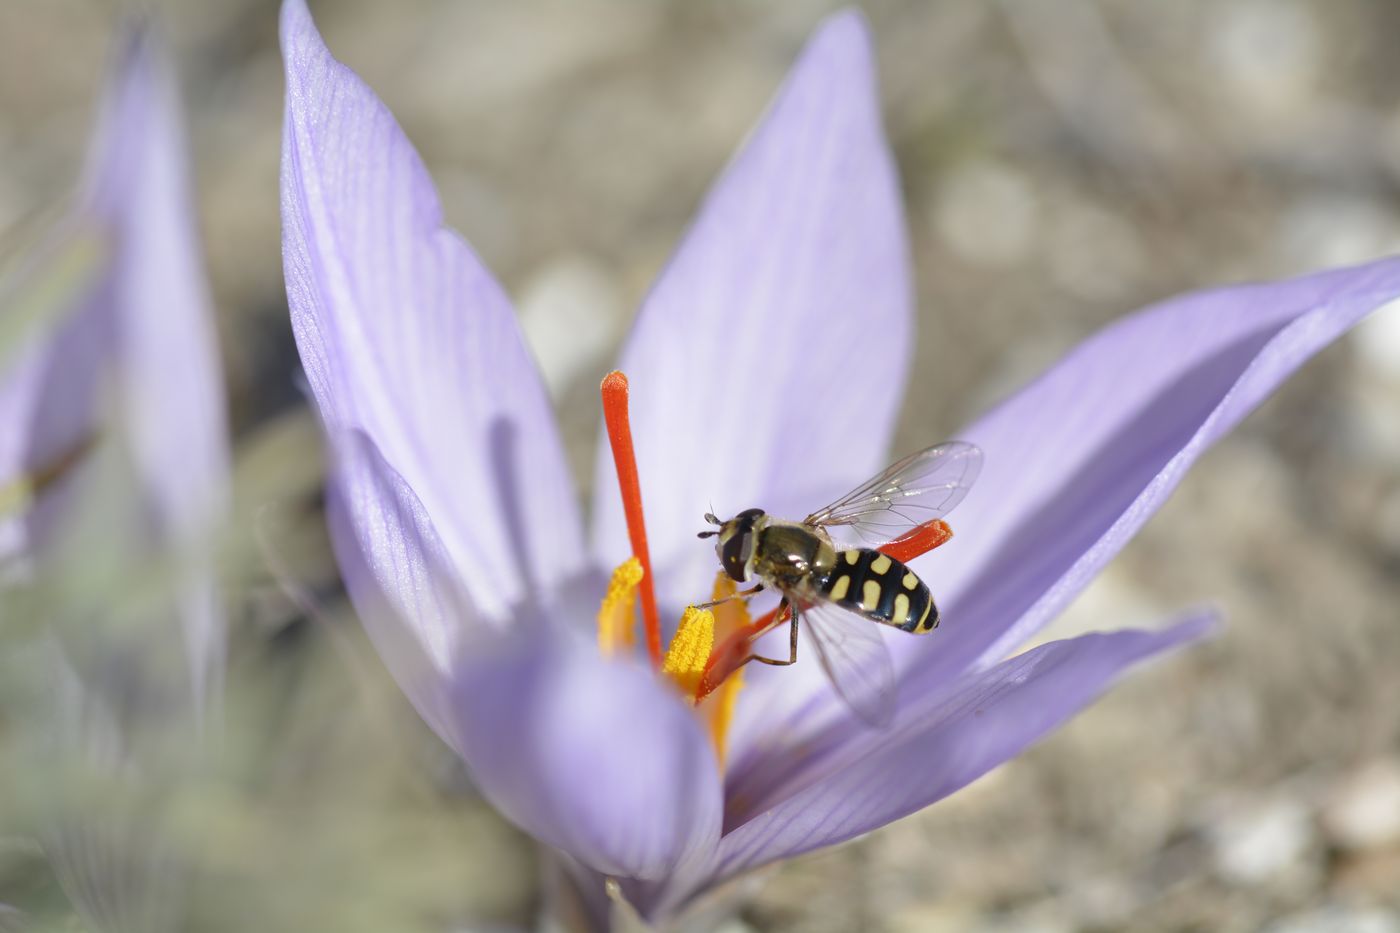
<box><xmin>720</xmin><ymin>531</ymin><xmax>751</xmax><ymax>582</ymax></box>
<box><xmin>716</xmin><ymin>511</ymin><xmax>761</xmax><ymax>582</ymax></box>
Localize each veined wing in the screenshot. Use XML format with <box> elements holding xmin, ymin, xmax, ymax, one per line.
<box><xmin>799</xmin><ymin>599</ymin><xmax>896</xmax><ymax>728</ymax></box>
<box><xmin>804</xmin><ymin>441</ymin><xmax>982</xmax><ymax>548</ymax></box>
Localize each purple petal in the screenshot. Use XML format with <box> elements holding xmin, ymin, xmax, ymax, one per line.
<box><xmin>325</xmin><ymin>428</ymin><xmax>479</xmax><ymax>744</ymax></box>
<box><xmin>447</xmin><ymin>630</ymin><xmax>723</xmax><ymax>882</ymax></box>
<box><xmin>329</xmin><ymin>428</ymin><xmax>721</xmax><ymax>881</ymax></box>
<box><xmin>707</xmin><ymin>613</ymin><xmax>1214</xmax><ymax>887</ymax></box>
<box><xmin>592</xmin><ymin>10</ymin><xmax>911</xmax><ymax>605</ymax></box>
<box><xmin>903</xmin><ymin>257</ymin><xmax>1400</xmax><ymax>687</ymax></box>
<box><xmin>727</xmin><ymin>258</ymin><xmax>1400</xmax><ymax>778</ymax></box>
<box><xmin>90</xmin><ymin>29</ymin><xmax>230</xmax><ymax>703</ymax></box>
<box><xmin>280</xmin><ymin>0</ymin><xmax>583</xmax><ymax>622</ymax></box>
<box><xmin>0</xmin><ymin>342</ymin><xmax>46</xmax><ymax>564</ymax></box>
<box><xmin>15</xmin><ymin>27</ymin><xmax>228</xmax><ymax>930</ymax></box>
<box><xmin>1</xmin><ymin>25</ymin><xmax>229</xmax><ymax>705</ymax></box>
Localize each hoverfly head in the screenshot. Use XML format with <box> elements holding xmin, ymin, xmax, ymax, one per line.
<box><xmin>713</xmin><ymin>508</ymin><xmax>765</xmax><ymax>582</ymax></box>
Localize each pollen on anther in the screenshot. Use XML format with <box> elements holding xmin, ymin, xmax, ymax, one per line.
<box><xmin>597</xmin><ymin>557</ymin><xmax>644</xmax><ymax>656</ymax></box>
<box><xmin>663</xmin><ymin>606</ymin><xmax>715</xmax><ymax>697</ymax></box>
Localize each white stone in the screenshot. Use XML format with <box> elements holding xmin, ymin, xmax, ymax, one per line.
<box><xmin>1211</xmin><ymin>0</ymin><xmax>1321</xmax><ymax>121</ymax></box>
<box><xmin>1354</xmin><ymin>299</ymin><xmax>1400</xmax><ymax>383</ymax></box>
<box><xmin>1210</xmin><ymin>796</ymin><xmax>1315</xmax><ymax>885</ymax></box>
<box><xmin>1277</xmin><ymin>197</ymin><xmax>1400</xmax><ymax>273</ymax></box>
<box><xmin>1320</xmin><ymin>760</ymin><xmax>1400</xmax><ymax>852</ymax></box>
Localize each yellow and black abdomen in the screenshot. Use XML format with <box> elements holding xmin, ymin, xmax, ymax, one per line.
<box><xmin>818</xmin><ymin>548</ymin><xmax>938</xmax><ymax>633</ymax></box>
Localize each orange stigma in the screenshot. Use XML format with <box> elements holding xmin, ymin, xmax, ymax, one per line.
<box><xmin>601</xmin><ymin>371</ymin><xmax>663</xmax><ymax>668</ymax></box>
<box><xmin>882</xmin><ymin>519</ymin><xmax>953</xmax><ymax>564</ymax></box>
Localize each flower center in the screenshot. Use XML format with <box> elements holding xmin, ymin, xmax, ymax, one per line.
<box><xmin>595</xmin><ymin>369</ymin><xmax>959</xmax><ymax>766</ymax></box>
<box><xmin>597</xmin><ymin>370</ymin><xmax>747</xmax><ymax>764</ymax></box>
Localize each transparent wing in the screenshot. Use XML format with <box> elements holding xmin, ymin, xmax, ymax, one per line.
<box><xmin>804</xmin><ymin>441</ymin><xmax>983</xmax><ymax>548</ymax></box>
<box><xmin>798</xmin><ymin>599</ymin><xmax>896</xmax><ymax>729</ymax></box>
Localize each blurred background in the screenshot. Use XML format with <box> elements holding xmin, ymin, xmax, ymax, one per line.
<box><xmin>2</xmin><ymin>0</ymin><xmax>1400</xmax><ymax>930</ymax></box>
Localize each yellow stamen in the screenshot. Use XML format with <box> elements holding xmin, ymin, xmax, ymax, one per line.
<box><xmin>597</xmin><ymin>557</ymin><xmax>644</xmax><ymax>656</ymax></box>
<box><xmin>662</xmin><ymin>606</ymin><xmax>714</xmax><ymax>698</ymax></box>
<box><xmin>707</xmin><ymin>665</ymin><xmax>745</xmax><ymax>768</ymax></box>
<box><xmin>595</xmin><ymin>560</ymin><xmax>750</xmax><ymax>771</ymax></box>
<box><xmin>697</xmin><ymin>572</ymin><xmax>751</xmax><ymax>768</ymax></box>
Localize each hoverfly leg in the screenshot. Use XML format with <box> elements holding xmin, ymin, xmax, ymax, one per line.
<box><xmin>746</xmin><ymin>600</ymin><xmax>799</xmax><ymax>667</ymax></box>
<box><xmin>694</xmin><ymin>583</ymin><xmax>764</xmax><ymax>610</ymax></box>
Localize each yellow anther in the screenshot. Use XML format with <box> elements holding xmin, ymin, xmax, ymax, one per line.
<box><xmin>597</xmin><ymin>557</ymin><xmax>644</xmax><ymax>656</ymax></box>
<box><xmin>708</xmin><ymin>665</ymin><xmax>745</xmax><ymax>769</ymax></box>
<box><xmin>662</xmin><ymin>606</ymin><xmax>715</xmax><ymax>698</ymax></box>
<box><xmin>698</xmin><ymin>571</ymin><xmax>752</xmax><ymax>768</ymax></box>
<box><xmin>598</xmin><ymin>563</ymin><xmax>751</xmax><ymax>773</ymax></box>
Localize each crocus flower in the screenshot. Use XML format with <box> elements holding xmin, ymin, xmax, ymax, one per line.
<box><xmin>280</xmin><ymin>0</ymin><xmax>1400</xmax><ymax>926</ymax></box>
<box><xmin>0</xmin><ymin>24</ymin><xmax>229</xmax><ymax>933</ymax></box>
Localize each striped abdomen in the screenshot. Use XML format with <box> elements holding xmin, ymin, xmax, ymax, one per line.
<box><xmin>818</xmin><ymin>548</ymin><xmax>938</xmax><ymax>634</ymax></box>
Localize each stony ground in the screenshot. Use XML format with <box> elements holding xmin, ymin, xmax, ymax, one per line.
<box><xmin>2</xmin><ymin>1</ymin><xmax>1399</xmax><ymax>931</ymax></box>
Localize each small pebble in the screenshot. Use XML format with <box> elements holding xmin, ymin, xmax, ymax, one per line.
<box><xmin>1320</xmin><ymin>760</ymin><xmax>1400</xmax><ymax>852</ymax></box>
<box><xmin>1210</xmin><ymin>796</ymin><xmax>1315</xmax><ymax>885</ymax></box>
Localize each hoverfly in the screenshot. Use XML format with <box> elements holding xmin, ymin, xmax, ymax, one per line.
<box><xmin>699</xmin><ymin>441</ymin><xmax>982</xmax><ymax>726</ymax></box>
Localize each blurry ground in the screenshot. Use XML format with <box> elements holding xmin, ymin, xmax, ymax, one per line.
<box><xmin>2</xmin><ymin>1</ymin><xmax>1400</xmax><ymax>931</ymax></box>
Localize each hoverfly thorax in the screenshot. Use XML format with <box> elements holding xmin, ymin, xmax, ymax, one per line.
<box><xmin>706</xmin><ymin>507</ymin><xmax>766</xmax><ymax>582</ymax></box>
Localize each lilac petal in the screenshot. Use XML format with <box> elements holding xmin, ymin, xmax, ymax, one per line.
<box><xmin>728</xmin><ymin>258</ymin><xmax>1400</xmax><ymax>774</ymax></box>
<box><xmin>708</xmin><ymin>613</ymin><xmax>1214</xmax><ymax>886</ymax></box>
<box><xmin>329</xmin><ymin>428</ymin><xmax>721</xmax><ymax>881</ymax></box>
<box><xmin>0</xmin><ymin>232</ymin><xmax>103</xmax><ymax>565</ymax></box>
<box><xmin>906</xmin><ymin>257</ymin><xmax>1400</xmax><ymax>685</ymax></box>
<box><xmin>0</xmin><ymin>342</ymin><xmax>46</xmax><ymax>565</ymax></box>
<box><xmin>280</xmin><ymin>0</ymin><xmax>583</xmax><ymax>622</ymax></box>
<box><xmin>447</xmin><ymin>629</ymin><xmax>723</xmax><ymax>882</ymax></box>
<box><xmin>12</xmin><ymin>28</ymin><xmax>229</xmax><ymax>931</ymax></box>
<box><xmin>0</xmin><ymin>26</ymin><xmax>229</xmax><ymax>705</ymax></box>
<box><xmin>325</xmin><ymin>428</ymin><xmax>478</xmax><ymax>744</ymax></box>
<box><xmin>592</xmin><ymin>10</ymin><xmax>912</xmax><ymax>604</ymax></box>
<box><xmin>90</xmin><ymin>29</ymin><xmax>230</xmax><ymax>704</ymax></box>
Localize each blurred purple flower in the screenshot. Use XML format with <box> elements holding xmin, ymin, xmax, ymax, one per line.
<box><xmin>1</xmin><ymin>24</ymin><xmax>229</xmax><ymax>682</ymax></box>
<box><xmin>0</xmin><ymin>24</ymin><xmax>229</xmax><ymax>933</ymax></box>
<box><xmin>280</xmin><ymin>0</ymin><xmax>1400</xmax><ymax>925</ymax></box>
